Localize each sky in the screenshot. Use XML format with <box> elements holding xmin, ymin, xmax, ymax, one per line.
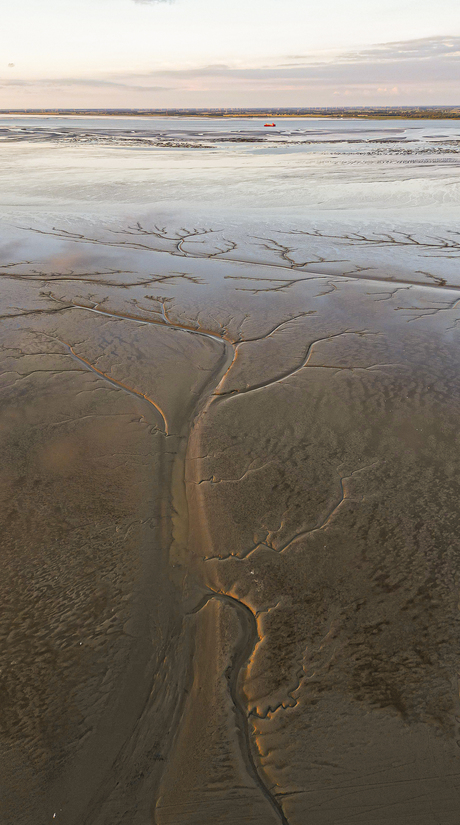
<box><xmin>1</xmin><ymin>0</ymin><xmax>460</xmax><ymax>107</ymax></box>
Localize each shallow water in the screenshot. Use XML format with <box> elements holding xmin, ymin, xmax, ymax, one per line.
<box><xmin>2</xmin><ymin>116</ymin><xmax>460</xmax><ymax>288</ymax></box>
<box><xmin>1</xmin><ymin>117</ymin><xmax>460</xmax><ymax>825</ymax></box>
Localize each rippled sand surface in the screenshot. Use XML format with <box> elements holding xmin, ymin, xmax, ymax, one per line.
<box><xmin>2</xmin><ymin>117</ymin><xmax>460</xmax><ymax>824</ymax></box>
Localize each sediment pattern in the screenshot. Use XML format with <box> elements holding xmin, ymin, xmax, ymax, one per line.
<box><xmin>2</xmin><ymin>215</ymin><xmax>460</xmax><ymax>825</ymax></box>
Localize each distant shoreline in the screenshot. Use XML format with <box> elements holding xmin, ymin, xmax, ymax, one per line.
<box><xmin>1</xmin><ymin>107</ymin><xmax>460</xmax><ymax>120</ymax></box>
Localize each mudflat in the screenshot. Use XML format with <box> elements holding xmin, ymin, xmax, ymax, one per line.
<box><xmin>1</xmin><ymin>116</ymin><xmax>460</xmax><ymax>825</ymax></box>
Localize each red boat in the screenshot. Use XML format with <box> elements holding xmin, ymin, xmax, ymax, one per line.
<box><xmin>264</xmin><ymin>123</ymin><xmax>276</xmax><ymax>127</ymax></box>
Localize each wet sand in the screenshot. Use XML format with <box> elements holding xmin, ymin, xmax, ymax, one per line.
<box><xmin>1</xmin><ymin>219</ymin><xmax>460</xmax><ymax>824</ymax></box>
<box><xmin>1</xmin><ymin>119</ymin><xmax>460</xmax><ymax>823</ymax></box>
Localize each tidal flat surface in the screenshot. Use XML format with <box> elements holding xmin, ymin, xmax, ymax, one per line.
<box><xmin>1</xmin><ymin>116</ymin><xmax>460</xmax><ymax>824</ymax></box>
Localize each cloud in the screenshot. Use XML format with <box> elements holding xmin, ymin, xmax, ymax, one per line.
<box><xmin>340</xmin><ymin>35</ymin><xmax>460</xmax><ymax>63</ymax></box>
<box><xmin>2</xmin><ymin>35</ymin><xmax>459</xmax><ymax>105</ymax></box>
<box><xmin>285</xmin><ymin>36</ymin><xmax>460</xmax><ymax>64</ymax></box>
<box><xmin>0</xmin><ymin>77</ymin><xmax>167</xmax><ymax>92</ymax></box>
<box><xmin>282</xmin><ymin>36</ymin><xmax>460</xmax><ymax>71</ymax></box>
<box><xmin>132</xmin><ymin>34</ymin><xmax>460</xmax><ymax>87</ymax></box>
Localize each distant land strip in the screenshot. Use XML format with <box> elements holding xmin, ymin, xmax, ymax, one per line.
<box><xmin>1</xmin><ymin>107</ymin><xmax>460</xmax><ymax>119</ymax></box>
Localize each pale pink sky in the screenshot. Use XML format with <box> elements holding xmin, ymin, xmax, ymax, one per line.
<box><xmin>1</xmin><ymin>0</ymin><xmax>460</xmax><ymax>107</ymax></box>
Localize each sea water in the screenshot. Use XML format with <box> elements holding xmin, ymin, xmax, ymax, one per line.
<box><xmin>1</xmin><ymin>115</ymin><xmax>459</xmax><ymax>285</ymax></box>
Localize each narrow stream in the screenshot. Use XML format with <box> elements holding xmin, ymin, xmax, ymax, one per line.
<box><xmin>63</xmin><ymin>300</ymin><xmax>287</xmax><ymax>822</ymax></box>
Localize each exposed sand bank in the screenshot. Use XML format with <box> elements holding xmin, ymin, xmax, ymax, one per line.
<box><xmin>2</xmin><ymin>215</ymin><xmax>460</xmax><ymax>824</ymax></box>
